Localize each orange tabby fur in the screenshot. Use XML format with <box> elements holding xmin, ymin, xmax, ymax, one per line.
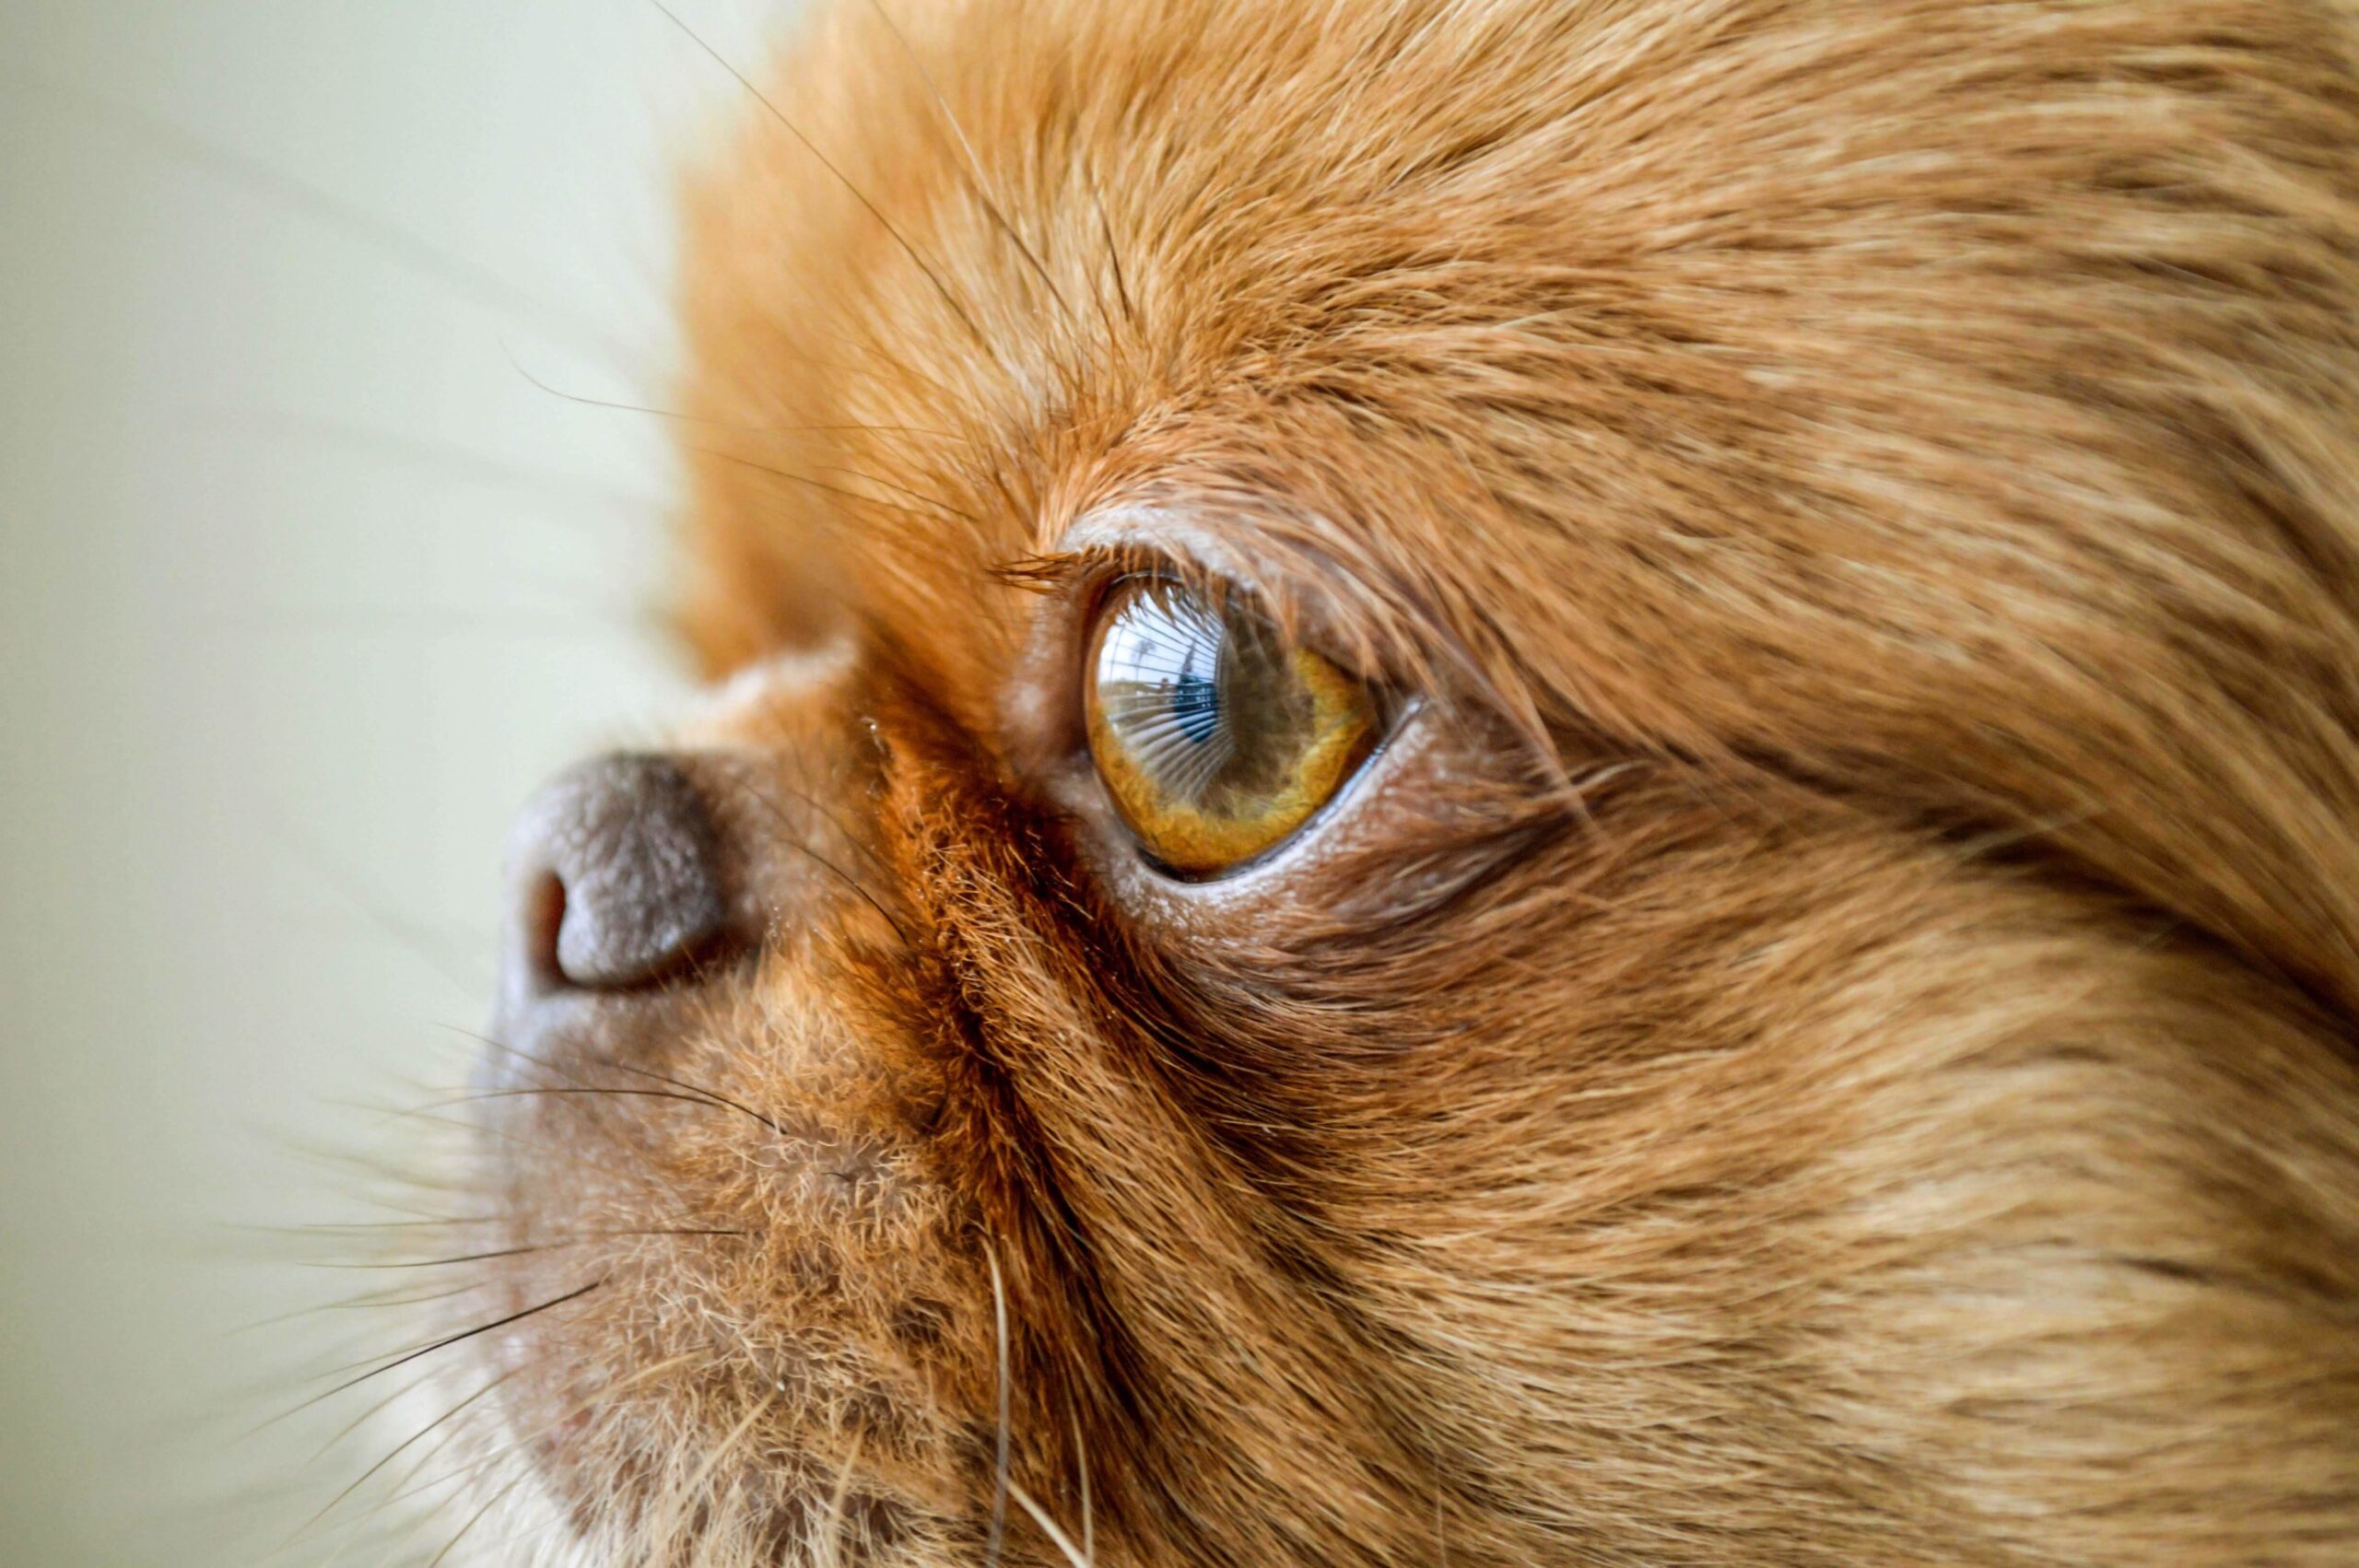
<box><xmin>426</xmin><ymin>1</ymin><xmax>2359</xmax><ymax>1562</ymax></box>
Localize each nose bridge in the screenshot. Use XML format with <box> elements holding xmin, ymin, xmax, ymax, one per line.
<box><xmin>675</xmin><ymin>642</ymin><xmax>858</xmax><ymax>755</ymax></box>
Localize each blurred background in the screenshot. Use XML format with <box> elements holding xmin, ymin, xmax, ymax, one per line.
<box><xmin>0</xmin><ymin>3</ymin><xmax>786</xmax><ymax>1560</ymax></box>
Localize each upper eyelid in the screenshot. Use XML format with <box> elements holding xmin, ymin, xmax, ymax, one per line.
<box><xmin>997</xmin><ymin>542</ymin><xmax>1239</xmax><ymax>603</ymax></box>
<box><xmin>1015</xmin><ymin>538</ymin><xmax>1339</xmax><ymax>676</ymax></box>
<box><xmin>1013</xmin><ymin>507</ymin><xmax>1469</xmax><ymax>741</ymax></box>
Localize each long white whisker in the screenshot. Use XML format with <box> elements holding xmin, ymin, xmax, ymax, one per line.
<box><xmin>1008</xmin><ymin>1480</ymin><xmax>1092</xmax><ymax>1568</ymax></box>
<box><xmin>985</xmin><ymin>1242</ymin><xmax>1012</xmax><ymax>1568</ymax></box>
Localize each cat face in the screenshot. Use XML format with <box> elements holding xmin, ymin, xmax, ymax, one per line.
<box><xmin>428</xmin><ymin>2</ymin><xmax>2359</xmax><ymax>1562</ymax></box>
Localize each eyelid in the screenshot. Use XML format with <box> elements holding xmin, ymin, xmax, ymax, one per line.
<box><xmin>999</xmin><ymin>509</ymin><xmax>1528</xmax><ymax>934</ymax></box>
<box><xmin>1034</xmin><ymin>545</ymin><xmax>1257</xmax><ymax>627</ymax></box>
<box><xmin>1095</xmin><ymin>696</ymin><xmax>1440</xmax><ymax>926</ymax></box>
<box><xmin>1047</xmin><ymin>511</ymin><xmax>1291</xmax><ymax>617</ymax></box>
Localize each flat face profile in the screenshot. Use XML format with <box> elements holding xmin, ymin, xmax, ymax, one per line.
<box><xmin>403</xmin><ymin>2</ymin><xmax>2359</xmax><ymax>1562</ymax></box>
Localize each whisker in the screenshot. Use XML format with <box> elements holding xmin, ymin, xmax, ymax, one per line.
<box><xmin>374</xmin><ymin>1352</ymin><xmax>702</xmax><ymax>1520</ymax></box>
<box><xmin>698</xmin><ymin>447</ymin><xmax>974</xmax><ymax>531</ymax></box>
<box><xmin>304</xmin><ymin>1363</ymin><xmax>452</xmax><ymax>1474</ymax></box>
<box><xmin>737</xmin><ymin>766</ymin><xmax>898</xmax><ymax>884</ymax></box>
<box><xmin>1072</xmin><ymin>1400</ymin><xmax>1094</xmax><ymax>1565</ymax></box>
<box><xmin>310</xmin><ymin>1281</ymin><xmax>499</xmax><ymax>1315</ymax></box>
<box><xmin>589</xmin><ymin>1058</ymin><xmax>799</xmax><ymax>1141</ymax></box>
<box><xmin>674</xmin><ymin>1387</ymin><xmax>779</xmax><ymax>1524</ymax></box>
<box><xmin>314</xmin><ymin>1278</ymin><xmax>605</xmax><ymax>1405</ymax></box>
<box><xmin>228</xmin><ymin>1275</ymin><xmax>477</xmax><ymax>1337</ymax></box>
<box><xmin>1086</xmin><ymin>172</ymin><xmax>1138</xmax><ymax>328</ymax></box>
<box><xmin>733</xmin><ymin>781</ymin><xmax>915</xmax><ymax>946</ymax></box>
<box><xmin>643</xmin><ymin>0</ymin><xmax>995</xmax><ymax>354</ymax></box>
<box><xmin>1008</xmin><ymin>1480</ymin><xmax>1092</xmax><ymax>1568</ymax></box>
<box><xmin>985</xmin><ymin>1241</ymin><xmax>1011</xmax><ymax>1568</ymax></box>
<box><xmin>504</xmin><ymin>344</ymin><xmax>957</xmax><ymax>440</ymax></box>
<box><xmin>809</xmin><ymin>462</ymin><xmax>982</xmax><ymax>526</ymax></box>
<box><xmin>863</xmin><ymin>0</ymin><xmax>1076</xmax><ymax>328</ymax></box>
<box><xmin>424</xmin><ymin>1472</ymin><xmax>522</xmax><ymax>1568</ymax></box>
<box><xmin>289</xmin><ymin>1363</ymin><xmax>525</xmax><ymax>1548</ymax></box>
<box><xmin>439</xmin><ymin>1084</ymin><xmax>777</xmax><ymax>1123</ymax></box>
<box><xmin>301</xmin><ymin>1229</ymin><xmax>746</xmax><ymax>1271</ymax></box>
<box><xmin>441</xmin><ymin>1026</ymin><xmax>793</xmax><ymax>1141</ymax></box>
<box><xmin>268</xmin><ymin>1217</ymin><xmax>504</xmax><ymax>1235</ymax></box>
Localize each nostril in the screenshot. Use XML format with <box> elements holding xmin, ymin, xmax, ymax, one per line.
<box><xmin>523</xmin><ymin>870</ymin><xmax>568</xmax><ymax>988</ymax></box>
<box><xmin>505</xmin><ymin>754</ymin><xmax>732</xmax><ymax>995</ymax></box>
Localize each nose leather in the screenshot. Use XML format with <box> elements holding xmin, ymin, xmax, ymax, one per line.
<box><xmin>507</xmin><ymin>753</ymin><xmax>728</xmax><ymax>991</ymax></box>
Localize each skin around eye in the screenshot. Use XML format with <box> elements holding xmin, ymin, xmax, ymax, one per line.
<box><xmin>1085</xmin><ymin>577</ymin><xmax>1379</xmax><ymax>875</ymax></box>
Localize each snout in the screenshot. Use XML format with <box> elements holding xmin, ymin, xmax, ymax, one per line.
<box><xmin>458</xmin><ymin>709</ymin><xmax>969</xmax><ymax>1546</ymax></box>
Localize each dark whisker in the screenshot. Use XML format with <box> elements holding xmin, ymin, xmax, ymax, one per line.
<box><xmin>313</xmin><ymin>1278</ymin><xmax>605</xmax><ymax>1405</ymax></box>
<box><xmin>290</xmin><ymin>1363</ymin><xmax>525</xmax><ymax>1546</ymax></box>
<box><xmin>642</xmin><ymin>0</ymin><xmax>996</xmax><ymax>356</ymax></box>
<box><xmin>589</xmin><ymin>1057</ymin><xmax>799</xmax><ymax>1141</ymax></box>
<box><xmin>444</xmin><ymin>1084</ymin><xmax>778</xmax><ymax>1121</ymax></box>
<box><xmin>439</xmin><ymin>1025</ymin><xmax>594</xmax><ymax>1092</ymax></box>
<box><xmin>445</xmin><ymin>1024</ymin><xmax>802</xmax><ymax>1144</ymax></box>
<box><xmin>734</xmin><ymin>780</ymin><xmax>916</xmax><ymax>946</ymax></box>
<box><xmin>1086</xmin><ymin>172</ymin><xmax>1139</xmax><ymax>328</ymax></box>
<box><xmin>863</xmin><ymin>0</ymin><xmax>1077</xmax><ymax>327</ymax></box>
<box><xmin>303</xmin><ymin>1228</ymin><xmax>746</xmax><ymax>1271</ymax></box>
<box><xmin>738</xmin><ymin>765</ymin><xmax>898</xmax><ymax>883</ymax></box>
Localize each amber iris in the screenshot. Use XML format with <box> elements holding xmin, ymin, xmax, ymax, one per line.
<box><xmin>1085</xmin><ymin>578</ymin><xmax>1379</xmax><ymax>875</ymax></box>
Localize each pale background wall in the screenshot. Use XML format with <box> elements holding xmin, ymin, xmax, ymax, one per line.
<box><xmin>0</xmin><ymin>4</ymin><xmax>788</xmax><ymax>1561</ymax></box>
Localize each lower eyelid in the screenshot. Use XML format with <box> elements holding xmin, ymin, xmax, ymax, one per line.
<box><xmin>1092</xmin><ymin>698</ymin><xmax>1440</xmax><ymax>917</ymax></box>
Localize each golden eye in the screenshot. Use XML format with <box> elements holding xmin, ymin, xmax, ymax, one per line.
<box><xmin>1085</xmin><ymin>577</ymin><xmax>1379</xmax><ymax>876</ymax></box>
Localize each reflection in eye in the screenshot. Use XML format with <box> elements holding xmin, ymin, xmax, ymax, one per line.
<box><xmin>1086</xmin><ymin>577</ymin><xmax>1379</xmax><ymax>875</ymax></box>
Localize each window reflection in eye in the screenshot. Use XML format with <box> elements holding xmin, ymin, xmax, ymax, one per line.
<box><xmin>1085</xmin><ymin>576</ymin><xmax>1380</xmax><ymax>876</ymax></box>
<box><xmin>1095</xmin><ymin>584</ymin><xmax>1233</xmax><ymax>799</ymax></box>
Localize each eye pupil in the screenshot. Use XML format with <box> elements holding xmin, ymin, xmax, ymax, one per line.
<box><xmin>1085</xmin><ymin>577</ymin><xmax>1379</xmax><ymax>876</ymax></box>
